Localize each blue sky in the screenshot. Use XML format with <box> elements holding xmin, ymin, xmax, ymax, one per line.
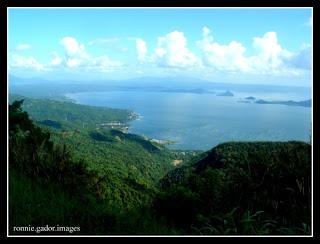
<box><xmin>8</xmin><ymin>8</ymin><xmax>312</xmax><ymax>86</ymax></box>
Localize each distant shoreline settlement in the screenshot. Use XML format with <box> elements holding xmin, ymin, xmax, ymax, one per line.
<box><xmin>100</xmin><ymin>112</ymin><xmax>176</xmax><ymax>145</ymax></box>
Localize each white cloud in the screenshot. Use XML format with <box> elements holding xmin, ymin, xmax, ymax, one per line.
<box><xmin>9</xmin><ymin>31</ymin><xmax>310</xmax><ymax>79</ymax></box>
<box><xmin>197</xmin><ymin>27</ymin><xmax>305</xmax><ymax>76</ymax></box>
<box><xmin>59</xmin><ymin>37</ymin><xmax>89</xmax><ymax>68</ymax></box>
<box><xmin>15</xmin><ymin>44</ymin><xmax>32</xmax><ymax>51</ymax></box>
<box><xmin>89</xmin><ymin>55</ymin><xmax>123</xmax><ymax>72</ymax></box>
<box><xmin>202</xmin><ymin>26</ymin><xmax>211</xmax><ymax>37</ymax></box>
<box><xmin>250</xmin><ymin>31</ymin><xmax>293</xmax><ymax>71</ymax></box>
<box><xmin>152</xmin><ymin>31</ymin><xmax>200</xmax><ymax>68</ymax></box>
<box><xmin>59</xmin><ymin>36</ymin><xmax>123</xmax><ymax>72</ymax></box>
<box><xmin>136</xmin><ymin>38</ymin><xmax>148</xmax><ymax>61</ymax></box>
<box><xmin>50</xmin><ymin>52</ymin><xmax>63</xmax><ymax>66</ymax></box>
<box><xmin>10</xmin><ymin>54</ymin><xmax>45</xmax><ymax>71</ymax></box>
<box><xmin>198</xmin><ymin>27</ymin><xmax>249</xmax><ymax>72</ymax></box>
<box><xmin>64</xmin><ymin>58</ymin><xmax>82</xmax><ymax>68</ymax></box>
<box><xmin>60</xmin><ymin>37</ymin><xmax>86</xmax><ymax>56</ymax></box>
<box><xmin>9</xmin><ymin>37</ymin><xmax>124</xmax><ymax>74</ymax></box>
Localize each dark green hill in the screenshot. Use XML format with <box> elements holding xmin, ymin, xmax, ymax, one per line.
<box><xmin>9</xmin><ymin>94</ymin><xmax>311</xmax><ymax>235</ymax></box>
<box><xmin>155</xmin><ymin>141</ymin><xmax>311</xmax><ymax>235</ymax></box>
<box><xmin>9</xmin><ymin>98</ymin><xmax>180</xmax><ymax>234</ymax></box>
<box><xmin>9</xmin><ymin>94</ymin><xmax>178</xmax><ymax>184</ymax></box>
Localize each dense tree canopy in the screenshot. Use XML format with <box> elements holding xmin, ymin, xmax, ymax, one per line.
<box><xmin>9</xmin><ymin>95</ymin><xmax>311</xmax><ymax>235</ymax></box>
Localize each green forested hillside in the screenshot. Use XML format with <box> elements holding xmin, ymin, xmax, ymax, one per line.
<box><xmin>8</xmin><ymin>95</ymin><xmax>311</xmax><ymax>235</ymax></box>
<box><xmin>155</xmin><ymin>142</ymin><xmax>311</xmax><ymax>235</ymax></box>
<box><xmin>9</xmin><ymin>95</ymin><xmax>185</xmax><ymax>208</ymax></box>
<box><xmin>9</xmin><ymin>98</ymin><xmax>182</xmax><ymax>234</ymax></box>
<box><xmin>9</xmin><ymin>94</ymin><xmax>133</xmax><ymax>130</ymax></box>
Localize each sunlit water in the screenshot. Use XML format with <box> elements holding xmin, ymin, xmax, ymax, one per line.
<box><xmin>66</xmin><ymin>90</ymin><xmax>311</xmax><ymax>150</ymax></box>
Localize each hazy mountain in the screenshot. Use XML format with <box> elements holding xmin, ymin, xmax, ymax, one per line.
<box><xmin>9</xmin><ymin>75</ymin><xmax>311</xmax><ymax>99</ymax></box>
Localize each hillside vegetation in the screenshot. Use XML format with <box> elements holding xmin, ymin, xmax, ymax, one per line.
<box><xmin>9</xmin><ymin>95</ymin><xmax>311</xmax><ymax>235</ymax></box>
<box><xmin>156</xmin><ymin>142</ymin><xmax>311</xmax><ymax>234</ymax></box>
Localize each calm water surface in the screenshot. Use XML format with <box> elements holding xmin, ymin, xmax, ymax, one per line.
<box><xmin>66</xmin><ymin>90</ymin><xmax>311</xmax><ymax>150</ymax></box>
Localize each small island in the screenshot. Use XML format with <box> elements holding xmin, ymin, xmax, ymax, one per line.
<box><xmin>255</xmin><ymin>99</ymin><xmax>311</xmax><ymax>107</ymax></box>
<box><xmin>216</xmin><ymin>90</ymin><xmax>234</xmax><ymax>97</ymax></box>
<box><xmin>238</xmin><ymin>97</ymin><xmax>311</xmax><ymax>108</ymax></box>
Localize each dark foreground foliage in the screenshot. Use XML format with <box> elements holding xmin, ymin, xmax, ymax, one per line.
<box><xmin>9</xmin><ymin>99</ymin><xmax>311</xmax><ymax>235</ymax></box>
<box><xmin>9</xmin><ymin>100</ymin><xmax>176</xmax><ymax>235</ymax></box>
<box><xmin>155</xmin><ymin>142</ymin><xmax>311</xmax><ymax>235</ymax></box>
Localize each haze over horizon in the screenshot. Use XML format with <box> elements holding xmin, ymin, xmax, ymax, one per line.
<box><xmin>8</xmin><ymin>8</ymin><xmax>312</xmax><ymax>87</ymax></box>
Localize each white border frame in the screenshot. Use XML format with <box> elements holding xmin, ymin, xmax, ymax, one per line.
<box><xmin>7</xmin><ymin>6</ymin><xmax>314</xmax><ymax>238</ymax></box>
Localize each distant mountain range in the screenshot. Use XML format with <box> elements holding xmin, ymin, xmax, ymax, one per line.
<box><xmin>9</xmin><ymin>75</ymin><xmax>311</xmax><ymax>101</ymax></box>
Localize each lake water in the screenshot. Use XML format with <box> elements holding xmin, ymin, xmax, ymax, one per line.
<box><xmin>66</xmin><ymin>90</ymin><xmax>311</xmax><ymax>150</ymax></box>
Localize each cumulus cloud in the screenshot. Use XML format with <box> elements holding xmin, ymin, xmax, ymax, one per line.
<box><xmin>250</xmin><ymin>31</ymin><xmax>293</xmax><ymax>71</ymax></box>
<box><xmin>198</xmin><ymin>27</ymin><xmax>249</xmax><ymax>72</ymax></box>
<box><xmin>60</xmin><ymin>37</ymin><xmax>86</xmax><ymax>56</ymax></box>
<box><xmin>136</xmin><ymin>38</ymin><xmax>147</xmax><ymax>61</ymax></box>
<box><xmin>59</xmin><ymin>36</ymin><xmax>122</xmax><ymax>72</ymax></box>
<box><xmin>9</xmin><ymin>37</ymin><xmax>124</xmax><ymax>73</ymax></box>
<box><xmin>197</xmin><ymin>27</ymin><xmax>309</xmax><ymax>75</ymax></box>
<box><xmin>89</xmin><ymin>55</ymin><xmax>123</xmax><ymax>72</ymax></box>
<box><xmin>286</xmin><ymin>45</ymin><xmax>311</xmax><ymax>70</ymax></box>
<box><xmin>50</xmin><ymin>52</ymin><xmax>63</xmax><ymax>66</ymax></box>
<box><xmin>152</xmin><ymin>31</ymin><xmax>200</xmax><ymax>68</ymax></box>
<box><xmin>60</xmin><ymin>37</ymin><xmax>90</xmax><ymax>68</ymax></box>
<box><xmin>9</xmin><ymin>31</ymin><xmax>310</xmax><ymax>78</ymax></box>
<box><xmin>15</xmin><ymin>44</ymin><xmax>32</xmax><ymax>51</ymax></box>
<box><xmin>10</xmin><ymin>54</ymin><xmax>45</xmax><ymax>71</ymax></box>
